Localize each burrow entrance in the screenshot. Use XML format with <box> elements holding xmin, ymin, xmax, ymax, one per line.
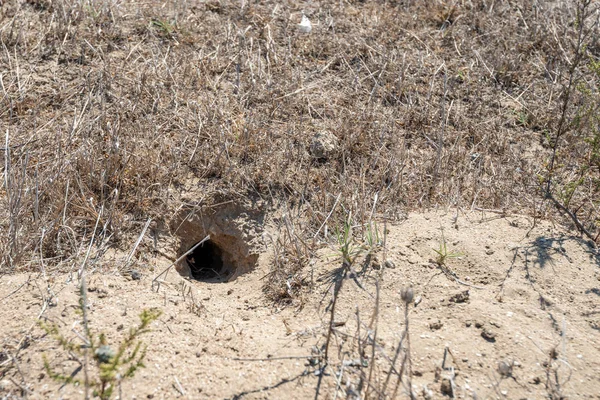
<box><xmin>186</xmin><ymin>239</ymin><xmax>227</xmax><ymax>281</ymax></box>
<box><xmin>171</xmin><ymin>201</ymin><xmax>263</xmax><ymax>283</ymax></box>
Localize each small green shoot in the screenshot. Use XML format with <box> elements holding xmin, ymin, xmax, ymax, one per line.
<box><xmin>150</xmin><ymin>18</ymin><xmax>176</xmax><ymax>36</ymax></box>
<box><xmin>433</xmin><ymin>229</ymin><xmax>463</xmax><ymax>266</ymax></box>
<box><xmin>364</xmin><ymin>220</ymin><xmax>382</xmax><ymax>254</ymax></box>
<box><xmin>334</xmin><ymin>213</ymin><xmax>362</xmax><ymax>267</ymax></box>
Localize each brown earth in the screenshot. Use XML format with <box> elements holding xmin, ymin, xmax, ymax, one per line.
<box><xmin>1</xmin><ymin>210</ymin><xmax>599</xmax><ymax>399</ymax></box>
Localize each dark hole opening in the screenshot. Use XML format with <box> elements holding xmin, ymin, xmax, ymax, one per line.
<box><xmin>186</xmin><ymin>240</ymin><xmax>227</xmax><ymax>281</ymax></box>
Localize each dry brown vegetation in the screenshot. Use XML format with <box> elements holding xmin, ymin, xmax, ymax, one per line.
<box><xmin>1</xmin><ymin>0</ymin><xmax>600</xmax><ymax>398</ymax></box>
<box><xmin>1</xmin><ymin>0</ymin><xmax>598</xmax><ymax>272</ymax></box>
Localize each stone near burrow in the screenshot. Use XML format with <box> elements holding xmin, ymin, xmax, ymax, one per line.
<box><xmin>309</xmin><ymin>131</ymin><xmax>338</xmax><ymax>160</ymax></box>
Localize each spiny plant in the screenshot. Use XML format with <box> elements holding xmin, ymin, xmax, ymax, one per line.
<box><xmin>39</xmin><ymin>294</ymin><xmax>161</xmax><ymax>400</ymax></box>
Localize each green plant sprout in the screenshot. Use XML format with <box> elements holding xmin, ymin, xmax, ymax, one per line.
<box><xmin>151</xmin><ymin>18</ymin><xmax>175</xmax><ymax>36</ymax></box>
<box><xmin>334</xmin><ymin>213</ymin><xmax>363</xmax><ymax>267</ymax></box>
<box><xmin>433</xmin><ymin>229</ymin><xmax>463</xmax><ymax>266</ymax></box>
<box><xmin>364</xmin><ymin>220</ymin><xmax>382</xmax><ymax>254</ymax></box>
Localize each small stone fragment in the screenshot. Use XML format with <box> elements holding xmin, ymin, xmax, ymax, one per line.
<box><xmin>131</xmin><ymin>270</ymin><xmax>142</xmax><ymax>280</ymax></box>
<box><xmin>498</xmin><ymin>360</ymin><xmax>512</xmax><ymax>377</ymax></box>
<box><xmin>414</xmin><ymin>295</ymin><xmax>422</xmax><ymax>306</ymax></box>
<box><xmin>481</xmin><ymin>328</ymin><xmax>496</xmax><ymax>342</ymax></box>
<box><xmin>429</xmin><ymin>320</ymin><xmax>443</xmax><ymax>330</ymax></box>
<box><xmin>449</xmin><ymin>290</ymin><xmax>470</xmax><ymax>303</ymax></box>
<box><xmin>440</xmin><ymin>378</ymin><xmax>454</xmax><ymax>397</ymax></box>
<box><xmin>384</xmin><ymin>259</ymin><xmax>396</xmax><ymax>269</ymax></box>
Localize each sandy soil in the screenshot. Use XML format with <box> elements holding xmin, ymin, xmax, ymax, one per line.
<box><xmin>1</xmin><ymin>210</ymin><xmax>599</xmax><ymax>399</ymax></box>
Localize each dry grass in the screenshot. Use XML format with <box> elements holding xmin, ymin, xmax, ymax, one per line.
<box><xmin>1</xmin><ymin>0</ymin><xmax>599</xmax><ymax>300</ymax></box>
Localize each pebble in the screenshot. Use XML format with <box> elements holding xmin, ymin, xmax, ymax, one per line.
<box><xmin>481</xmin><ymin>328</ymin><xmax>496</xmax><ymax>342</ymax></box>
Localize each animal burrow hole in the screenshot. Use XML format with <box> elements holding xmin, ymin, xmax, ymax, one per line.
<box><xmin>184</xmin><ymin>236</ymin><xmax>237</xmax><ymax>281</ymax></box>
<box><xmin>172</xmin><ymin>203</ymin><xmax>262</xmax><ymax>283</ymax></box>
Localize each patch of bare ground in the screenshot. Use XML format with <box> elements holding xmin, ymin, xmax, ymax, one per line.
<box><xmin>1</xmin><ymin>211</ymin><xmax>600</xmax><ymax>399</ymax></box>
<box><xmin>1</xmin><ymin>0</ymin><xmax>600</xmax><ymax>398</ymax></box>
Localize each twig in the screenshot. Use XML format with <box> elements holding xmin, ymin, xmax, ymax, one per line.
<box><xmin>173</xmin><ymin>376</ymin><xmax>185</xmax><ymax>395</ymax></box>
<box><xmin>231</xmin><ymin>355</ymin><xmax>313</xmax><ymax>362</ymax></box>
<box><xmin>152</xmin><ymin>235</ymin><xmax>210</xmax><ymax>292</ymax></box>
<box><xmin>78</xmin><ymin>205</ymin><xmax>104</xmax><ymax>279</ymax></box>
<box><xmin>125</xmin><ymin>218</ymin><xmax>152</xmax><ymax>268</ymax></box>
<box><xmin>313</xmin><ymin>193</ymin><xmax>341</xmax><ymax>240</ymax></box>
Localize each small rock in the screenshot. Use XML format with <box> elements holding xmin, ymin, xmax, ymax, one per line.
<box><xmin>440</xmin><ymin>378</ymin><xmax>454</xmax><ymax>397</ymax></box>
<box><xmin>449</xmin><ymin>290</ymin><xmax>470</xmax><ymax>303</ymax></box>
<box><xmin>486</xmin><ymin>249</ymin><xmax>495</xmax><ymax>255</ymax></box>
<box><xmin>429</xmin><ymin>320</ymin><xmax>443</xmax><ymax>331</ymax></box>
<box><xmin>131</xmin><ymin>270</ymin><xmax>142</xmax><ymax>280</ymax></box>
<box><xmin>309</xmin><ymin>131</ymin><xmax>338</xmax><ymax>160</ymax></box>
<box><xmin>481</xmin><ymin>328</ymin><xmax>496</xmax><ymax>342</ymax></box>
<box><xmin>384</xmin><ymin>259</ymin><xmax>396</xmax><ymax>269</ymax></box>
<box><xmin>474</xmin><ymin>320</ymin><xmax>484</xmax><ymax>328</ymax></box>
<box><xmin>498</xmin><ymin>360</ymin><xmax>512</xmax><ymax>377</ymax></box>
<box><xmin>414</xmin><ymin>295</ymin><xmax>422</xmax><ymax>306</ymax></box>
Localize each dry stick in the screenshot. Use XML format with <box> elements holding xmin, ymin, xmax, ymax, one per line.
<box><xmin>363</xmin><ymin>282</ymin><xmax>380</xmax><ymax>399</ymax></box>
<box><xmin>392</xmin><ymin>300</ymin><xmax>414</xmax><ymax>399</ymax></box>
<box><xmin>332</xmin><ymin>353</ymin><xmax>347</xmax><ymax>400</ymax></box>
<box><xmin>313</xmin><ymin>193</ymin><xmax>342</xmax><ymax>240</ymax></box>
<box><xmin>231</xmin><ymin>355</ymin><xmax>313</xmax><ymax>362</ymax></box>
<box><xmin>431</xmin><ymin>67</ymin><xmax>447</xmax><ymax>199</ymax></box>
<box><xmin>355</xmin><ymin>307</ymin><xmax>365</xmax><ymax>394</ymax></box>
<box><xmin>381</xmin><ymin>328</ymin><xmax>407</xmax><ymax>395</ymax></box>
<box><xmin>315</xmin><ymin>265</ymin><xmax>347</xmax><ymax>400</ymax></box>
<box><xmin>3</xmin><ymin>129</ymin><xmax>9</xmax><ymax>191</ymax></box>
<box><xmin>284</xmin><ymin>214</ymin><xmax>302</xmax><ymax>259</ymax></box>
<box><xmin>173</xmin><ymin>376</ymin><xmax>186</xmax><ymax>396</ymax></box>
<box><xmin>548</xmin><ymin>193</ymin><xmax>596</xmax><ymax>244</ymax></box>
<box><xmin>78</xmin><ymin>205</ymin><xmax>102</xmax><ymax>400</ymax></box>
<box><xmin>152</xmin><ymin>235</ymin><xmax>210</xmax><ymax>292</ymax></box>
<box><xmin>78</xmin><ymin>205</ymin><xmax>104</xmax><ymax>279</ymax></box>
<box><xmin>125</xmin><ymin>218</ymin><xmax>152</xmax><ymax>268</ymax></box>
